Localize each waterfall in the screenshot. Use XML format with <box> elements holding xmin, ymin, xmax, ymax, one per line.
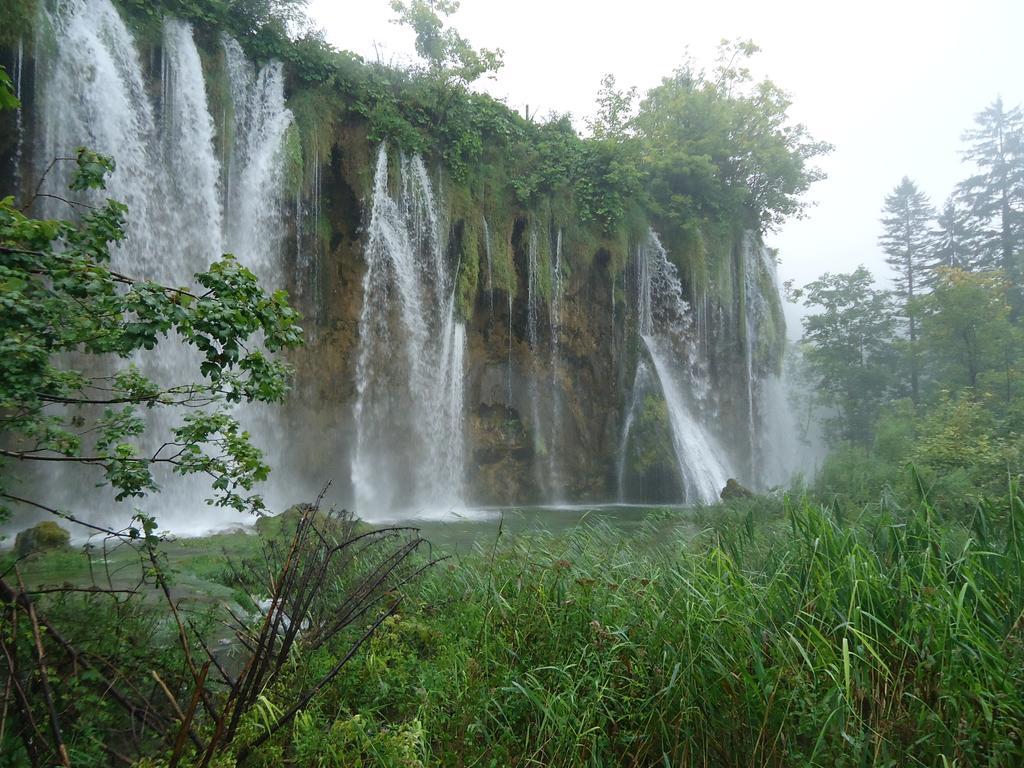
<box><xmin>37</xmin><ymin>0</ymin><xmax>168</xmax><ymax>270</ymax></box>
<box><xmin>161</xmin><ymin>18</ymin><xmax>223</xmax><ymax>272</ymax></box>
<box><xmin>29</xmin><ymin>0</ymin><xmax>294</xmax><ymax>533</ymax></box>
<box><xmin>11</xmin><ymin>37</ymin><xmax>25</xmax><ymax>195</ymax></box>
<box><xmin>522</xmin><ymin>224</ymin><xmax>562</xmax><ymax>501</ymax></box>
<box><xmin>547</xmin><ymin>228</ymin><xmax>564</xmax><ymax>500</ymax></box>
<box><xmin>482</xmin><ymin>217</ymin><xmax>494</xmax><ymax>314</ymax></box>
<box><xmin>617</xmin><ymin>359</ymin><xmax>652</xmax><ymax>500</ymax></box>
<box><xmin>629</xmin><ymin>230</ymin><xmax>734</xmax><ymax>504</ymax></box>
<box><xmin>525</xmin><ymin>226</ymin><xmax>544</xmax><ymax>493</ymax></box>
<box><xmin>222</xmin><ymin>36</ymin><xmax>292</xmax><ymax>284</ymax></box>
<box><xmin>351</xmin><ymin>145</ymin><xmax>466</xmax><ymax>517</ymax></box>
<box><xmin>526</xmin><ymin>226</ymin><xmax>540</xmax><ymax>349</ymax></box>
<box><xmin>742</xmin><ymin>234</ymin><xmax>760</xmax><ymax>478</ymax></box>
<box><xmin>507</xmin><ymin>290</ymin><xmax>514</xmax><ymax>406</ymax></box>
<box><xmin>758</xmin><ymin>370</ymin><xmax>815</xmax><ymax>487</ymax></box>
<box><xmin>743</xmin><ymin>241</ymin><xmax>814</xmax><ymax>487</ymax></box>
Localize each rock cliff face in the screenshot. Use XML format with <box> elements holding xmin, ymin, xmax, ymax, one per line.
<box><xmin>2</xmin><ymin>0</ymin><xmax>790</xmax><ymax>518</ymax></box>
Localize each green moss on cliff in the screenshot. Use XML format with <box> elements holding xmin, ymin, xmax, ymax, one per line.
<box><xmin>455</xmin><ymin>218</ymin><xmax>480</xmax><ymax>321</ymax></box>
<box><xmin>0</xmin><ymin>0</ymin><xmax>36</xmax><ymax>47</ymax></box>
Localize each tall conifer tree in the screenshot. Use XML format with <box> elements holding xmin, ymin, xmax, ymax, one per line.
<box><xmin>930</xmin><ymin>196</ymin><xmax>984</xmax><ymax>280</ymax></box>
<box><xmin>957</xmin><ymin>97</ymin><xmax>1024</xmax><ymax>314</ymax></box>
<box><xmin>879</xmin><ymin>177</ymin><xmax>935</xmax><ymax>403</ymax></box>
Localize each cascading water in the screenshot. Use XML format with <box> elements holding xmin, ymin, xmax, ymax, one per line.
<box><xmin>17</xmin><ymin>1</ymin><xmax>806</xmax><ymax>523</ymax></box>
<box><xmin>507</xmin><ymin>290</ymin><xmax>514</xmax><ymax>406</ymax></box>
<box><xmin>161</xmin><ymin>19</ymin><xmax>223</xmax><ymax>270</ymax></box>
<box><xmin>743</xmin><ymin>239</ymin><xmax>814</xmax><ymax>487</ymax></box>
<box><xmin>547</xmin><ymin>228</ymin><xmax>564</xmax><ymax>500</ymax></box>
<box><xmin>625</xmin><ymin>230</ymin><xmax>735</xmax><ymax>504</ymax></box>
<box><xmin>222</xmin><ymin>36</ymin><xmax>292</xmax><ymax>284</ymax></box>
<box><xmin>522</xmin><ymin>224</ymin><xmax>562</xmax><ymax>500</ymax></box>
<box><xmin>617</xmin><ymin>358</ymin><xmax>653</xmax><ymax>499</ymax></box>
<box><xmin>351</xmin><ymin>145</ymin><xmax>467</xmax><ymax>517</ymax></box>
<box><xmin>482</xmin><ymin>217</ymin><xmax>494</xmax><ymax>314</ymax></box>
<box><xmin>37</xmin><ymin>0</ymin><xmax>168</xmax><ymax>269</ymax></box>
<box><xmin>742</xmin><ymin>234</ymin><xmax>761</xmax><ymax>477</ymax></box>
<box><xmin>11</xmin><ymin>37</ymin><xmax>25</xmax><ymax>193</ymax></box>
<box><xmin>758</xmin><ymin>369</ymin><xmax>817</xmax><ymax>487</ymax></box>
<box><xmin>28</xmin><ymin>0</ymin><xmax>294</xmax><ymax>533</ymax></box>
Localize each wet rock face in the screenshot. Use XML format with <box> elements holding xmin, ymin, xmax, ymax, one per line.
<box><xmin>460</xmin><ymin>224</ymin><xmax>623</xmax><ymax>504</ymax></box>
<box><xmin>271</xmin><ymin>139</ymin><xmax>781</xmax><ymax>509</ymax></box>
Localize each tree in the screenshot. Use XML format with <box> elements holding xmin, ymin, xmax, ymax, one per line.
<box><xmin>587</xmin><ymin>74</ymin><xmax>637</xmax><ymax>142</ymax></box>
<box><xmin>633</xmin><ymin>39</ymin><xmax>831</xmax><ymax>235</ymax></box>
<box><xmin>791</xmin><ymin>266</ymin><xmax>896</xmax><ymax>445</ymax></box>
<box><xmin>918</xmin><ymin>268</ymin><xmax>1015</xmax><ymax>393</ymax></box>
<box><xmin>957</xmin><ymin>97</ymin><xmax>1024</xmax><ymax>312</ymax></box>
<box><xmin>931</xmin><ymin>196</ymin><xmax>984</xmax><ymax>275</ymax></box>
<box><xmin>0</xmin><ymin>148</ymin><xmax>303</xmax><ymax>531</ymax></box>
<box><xmin>879</xmin><ymin>176</ymin><xmax>935</xmax><ymax>402</ymax></box>
<box><xmin>389</xmin><ymin>0</ymin><xmax>503</xmax><ymax>88</ymax></box>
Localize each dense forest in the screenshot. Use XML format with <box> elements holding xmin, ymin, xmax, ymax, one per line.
<box><xmin>3</xmin><ymin>0</ymin><xmax>1024</xmax><ymax>766</ymax></box>
<box><xmin>795</xmin><ymin>97</ymin><xmax>1024</xmax><ymax>514</ymax></box>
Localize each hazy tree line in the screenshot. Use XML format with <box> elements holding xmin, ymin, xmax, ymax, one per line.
<box><xmin>793</xmin><ymin>97</ymin><xmax>1024</xmax><ymax>506</ymax></box>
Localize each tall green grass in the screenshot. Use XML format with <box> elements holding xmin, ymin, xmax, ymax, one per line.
<box><xmin>20</xmin><ymin>491</ymin><xmax>1022</xmax><ymax>766</ymax></box>
<box><xmin>298</xmin><ymin>491</ymin><xmax>1024</xmax><ymax>767</ymax></box>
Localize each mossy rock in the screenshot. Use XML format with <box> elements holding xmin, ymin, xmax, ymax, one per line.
<box><xmin>720</xmin><ymin>478</ymin><xmax>754</xmax><ymax>501</ymax></box>
<box><xmin>15</xmin><ymin>521</ymin><xmax>71</xmax><ymax>557</ymax></box>
<box><xmin>254</xmin><ymin>503</ymin><xmax>370</xmax><ymax>541</ymax></box>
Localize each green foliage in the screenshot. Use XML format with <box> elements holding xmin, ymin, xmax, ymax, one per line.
<box><xmin>0</xmin><ymin>1</ymin><xmax>35</xmax><ymax>47</ymax></box>
<box><xmin>292</xmin><ymin>710</ymin><xmax>426</xmax><ymax>768</ymax></box>
<box><xmin>634</xmin><ymin>39</ymin><xmax>831</xmax><ymax>235</ymax></box>
<box><xmin>879</xmin><ymin>176</ymin><xmax>936</xmax><ymax>300</ymax></box>
<box><xmin>793</xmin><ymin>266</ymin><xmax>896</xmax><ymax>445</ymax></box>
<box><xmin>879</xmin><ymin>176</ymin><xmax>935</xmax><ymax>401</ymax></box>
<box><xmin>454</xmin><ymin>219</ymin><xmax>479</xmax><ymax>321</ymax></box>
<box><xmin>389</xmin><ymin>0</ymin><xmax>502</xmax><ymax>88</ymax></box>
<box><xmin>913</xmin><ymin>393</ymin><xmax>1016</xmax><ymax>490</ymax></box>
<box><xmin>14</xmin><ymin>485</ymin><xmax>1024</xmax><ymax>766</ymax></box>
<box><xmin>0</xmin><ymin>64</ymin><xmax>19</xmax><ymax>112</ymax></box>
<box><xmin>0</xmin><ymin>150</ymin><xmax>303</xmax><ymax>523</ymax></box>
<box><xmin>282</xmin><ymin>121</ymin><xmax>304</xmax><ymax>195</ymax></box>
<box><xmin>814</xmin><ymin>444</ymin><xmax>902</xmax><ymax>507</ymax></box>
<box><xmin>586</xmin><ymin>74</ymin><xmax>637</xmax><ymax>141</ymax></box>
<box><xmin>919</xmin><ymin>267</ymin><xmax>1017</xmax><ymax>390</ymax></box>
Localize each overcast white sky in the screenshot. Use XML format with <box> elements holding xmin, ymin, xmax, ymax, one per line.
<box><xmin>307</xmin><ymin>0</ymin><xmax>1024</xmax><ymax>336</ymax></box>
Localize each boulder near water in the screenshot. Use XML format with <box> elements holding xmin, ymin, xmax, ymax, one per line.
<box><xmin>720</xmin><ymin>478</ymin><xmax>754</xmax><ymax>501</ymax></box>
<box><xmin>15</xmin><ymin>521</ymin><xmax>71</xmax><ymax>556</ymax></box>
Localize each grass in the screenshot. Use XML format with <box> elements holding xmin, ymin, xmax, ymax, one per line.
<box><xmin>310</xmin><ymin>492</ymin><xmax>1024</xmax><ymax>767</ymax></box>
<box><xmin>6</xmin><ymin>492</ymin><xmax>1024</xmax><ymax>766</ymax></box>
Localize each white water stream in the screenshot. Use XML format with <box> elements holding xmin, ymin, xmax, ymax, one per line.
<box><xmin>351</xmin><ymin>146</ymin><xmax>467</xmax><ymax>518</ymax></box>
<box><xmin>29</xmin><ymin>0</ymin><xmax>293</xmax><ymax>534</ymax></box>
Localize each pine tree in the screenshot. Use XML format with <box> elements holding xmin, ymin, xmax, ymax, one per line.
<box><xmin>879</xmin><ymin>176</ymin><xmax>935</xmax><ymax>403</ymax></box>
<box><xmin>957</xmin><ymin>97</ymin><xmax>1024</xmax><ymax>312</ymax></box>
<box><xmin>929</xmin><ymin>196</ymin><xmax>984</xmax><ymax>280</ymax></box>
